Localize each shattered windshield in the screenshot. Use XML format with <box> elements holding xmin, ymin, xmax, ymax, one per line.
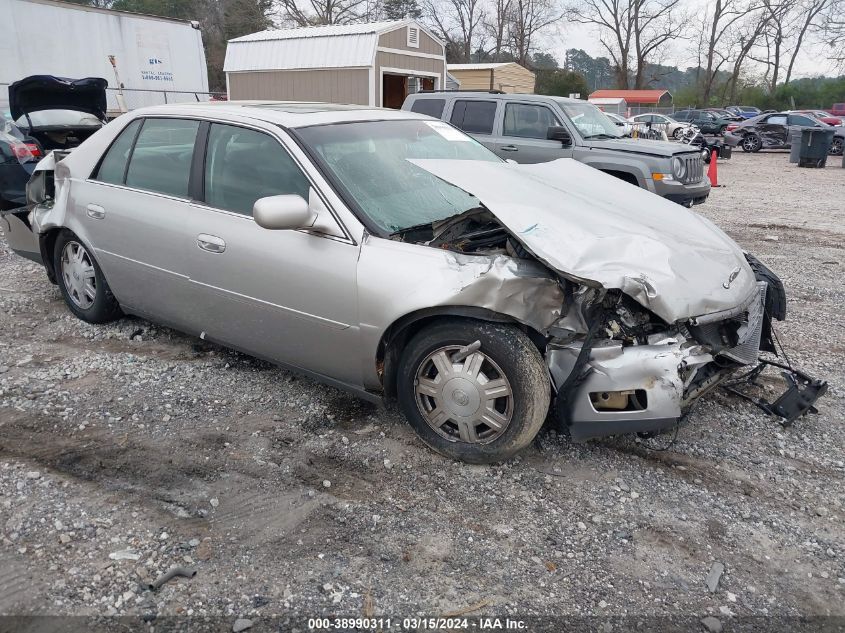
<box><xmin>557</xmin><ymin>101</ymin><xmax>624</xmax><ymax>139</ymax></box>
<box><xmin>296</xmin><ymin>119</ymin><xmax>500</xmax><ymax>233</ymax></box>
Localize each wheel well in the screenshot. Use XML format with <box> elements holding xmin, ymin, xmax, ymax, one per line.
<box><xmin>39</xmin><ymin>228</ymin><xmax>62</xmax><ymax>284</ymax></box>
<box><xmin>601</xmin><ymin>170</ymin><xmax>640</xmax><ymax>187</ymax></box>
<box><xmin>377</xmin><ymin>308</ymin><xmax>547</xmax><ymax>399</ymax></box>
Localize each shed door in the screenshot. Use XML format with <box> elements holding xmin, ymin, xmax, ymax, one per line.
<box><xmin>383</xmin><ymin>74</ymin><xmax>407</xmax><ymax>109</ymax></box>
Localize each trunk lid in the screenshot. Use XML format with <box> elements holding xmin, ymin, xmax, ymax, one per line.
<box><xmin>9</xmin><ymin>75</ymin><xmax>108</xmax><ymax>122</ymax></box>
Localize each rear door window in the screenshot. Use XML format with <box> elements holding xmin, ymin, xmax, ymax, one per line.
<box><xmin>768</xmin><ymin>115</ymin><xmax>788</xmax><ymax>126</ymax></box>
<box><xmin>787</xmin><ymin>114</ymin><xmax>816</xmax><ymax>126</ymax></box>
<box><xmin>410</xmin><ymin>99</ymin><xmax>446</xmax><ymax>119</ymax></box>
<box><xmin>125</xmin><ymin>118</ymin><xmax>200</xmax><ymax>198</ymax></box>
<box><xmin>203</xmin><ymin>123</ymin><xmax>310</xmax><ymax>216</ymax></box>
<box><xmin>93</xmin><ymin>119</ymin><xmax>142</xmax><ymax>184</ymax></box>
<box><xmin>450</xmin><ymin>100</ymin><xmax>497</xmax><ymax>134</ymax></box>
<box><xmin>502</xmin><ymin>103</ymin><xmax>560</xmax><ymax>139</ymax></box>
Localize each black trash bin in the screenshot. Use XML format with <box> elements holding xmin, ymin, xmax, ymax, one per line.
<box><xmin>798</xmin><ymin>128</ymin><xmax>835</xmax><ymax>168</ymax></box>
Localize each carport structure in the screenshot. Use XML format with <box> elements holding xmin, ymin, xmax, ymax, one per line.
<box><xmin>224</xmin><ymin>19</ymin><xmax>446</xmax><ymax>108</ymax></box>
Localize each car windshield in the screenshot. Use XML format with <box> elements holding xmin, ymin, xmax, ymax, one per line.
<box><xmin>296</xmin><ymin>119</ymin><xmax>500</xmax><ymax>234</ymax></box>
<box><xmin>557</xmin><ymin>101</ymin><xmax>623</xmax><ymax>139</ymax></box>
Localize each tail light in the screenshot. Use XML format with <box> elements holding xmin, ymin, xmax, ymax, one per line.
<box><xmin>726</xmin><ymin>124</ymin><xmax>738</xmax><ymax>132</ymax></box>
<box><xmin>10</xmin><ymin>141</ymin><xmax>42</xmax><ymax>162</ymax></box>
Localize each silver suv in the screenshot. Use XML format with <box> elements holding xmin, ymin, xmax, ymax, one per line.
<box><xmin>403</xmin><ymin>92</ymin><xmax>710</xmax><ymax>207</ymax></box>
<box><xmin>5</xmin><ymin>102</ymin><xmax>817</xmax><ymax>464</ymax></box>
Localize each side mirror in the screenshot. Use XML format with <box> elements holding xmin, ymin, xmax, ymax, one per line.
<box><xmin>547</xmin><ymin>126</ymin><xmax>572</xmax><ymax>145</ymax></box>
<box><xmin>253</xmin><ymin>194</ymin><xmax>316</xmax><ymax>231</ymax></box>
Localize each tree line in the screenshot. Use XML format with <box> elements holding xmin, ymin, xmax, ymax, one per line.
<box><xmin>66</xmin><ymin>0</ymin><xmax>845</xmax><ymax>105</ymax></box>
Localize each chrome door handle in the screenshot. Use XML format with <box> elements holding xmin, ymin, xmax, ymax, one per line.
<box><xmin>500</xmin><ymin>145</ymin><xmax>519</xmax><ymax>152</ymax></box>
<box><xmin>197</xmin><ymin>234</ymin><xmax>226</xmax><ymax>253</ymax></box>
<box><xmin>86</xmin><ymin>204</ymin><xmax>105</xmax><ymax>219</ymax></box>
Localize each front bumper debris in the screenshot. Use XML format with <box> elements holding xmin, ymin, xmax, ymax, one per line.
<box><xmin>722</xmin><ymin>359</ymin><xmax>828</xmax><ymax>427</ymax></box>
<box><xmin>547</xmin><ymin>335</ymin><xmax>713</xmax><ymax>442</ymax></box>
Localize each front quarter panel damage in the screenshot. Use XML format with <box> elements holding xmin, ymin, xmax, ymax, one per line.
<box><xmin>356</xmin><ymin>234</ymin><xmax>565</xmax><ymax>390</ymax></box>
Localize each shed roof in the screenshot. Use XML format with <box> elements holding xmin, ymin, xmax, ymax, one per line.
<box><xmin>588</xmin><ymin>89</ymin><xmax>671</xmax><ymax>104</ymax></box>
<box><xmin>448</xmin><ymin>63</ymin><xmax>512</xmax><ymax>71</ymax></box>
<box><xmin>225</xmin><ymin>19</ymin><xmax>441</xmax><ymax>73</ymax></box>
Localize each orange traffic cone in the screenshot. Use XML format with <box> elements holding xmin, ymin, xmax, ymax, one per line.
<box><xmin>708</xmin><ymin>150</ymin><xmax>720</xmax><ymax>187</ymax></box>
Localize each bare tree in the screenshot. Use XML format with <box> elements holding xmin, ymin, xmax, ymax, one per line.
<box><xmin>423</xmin><ymin>0</ymin><xmax>485</xmax><ymax>61</ymax></box>
<box><xmin>567</xmin><ymin>0</ymin><xmax>635</xmax><ymax>87</ymax></box>
<box><xmin>484</xmin><ymin>0</ymin><xmax>514</xmax><ymax>60</ymax></box>
<box><xmin>568</xmin><ymin>0</ymin><xmax>682</xmax><ymax>88</ymax></box>
<box><xmin>783</xmin><ymin>0</ymin><xmax>830</xmax><ymax>83</ymax></box>
<box><xmin>508</xmin><ymin>0</ymin><xmax>560</xmax><ymax>65</ymax></box>
<box><xmin>699</xmin><ymin>0</ymin><xmax>761</xmax><ymax>103</ymax></box>
<box><xmin>726</xmin><ymin>12</ymin><xmax>769</xmax><ymax>100</ymax></box>
<box><xmin>819</xmin><ymin>0</ymin><xmax>845</xmax><ymax>67</ymax></box>
<box><xmin>277</xmin><ymin>0</ymin><xmax>370</xmax><ymax>25</ymax></box>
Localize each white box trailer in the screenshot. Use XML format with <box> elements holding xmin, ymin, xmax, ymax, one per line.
<box><xmin>0</xmin><ymin>0</ymin><xmax>210</xmax><ymax>115</ymax></box>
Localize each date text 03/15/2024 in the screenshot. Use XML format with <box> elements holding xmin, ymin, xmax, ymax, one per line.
<box><xmin>307</xmin><ymin>617</ymin><xmax>528</xmax><ymax>630</ymax></box>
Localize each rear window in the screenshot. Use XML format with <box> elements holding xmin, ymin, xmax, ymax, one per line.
<box><xmin>450</xmin><ymin>100</ymin><xmax>497</xmax><ymax>135</ymax></box>
<box><xmin>410</xmin><ymin>98</ymin><xmax>446</xmax><ymax>119</ymax></box>
<box><xmin>93</xmin><ymin>119</ymin><xmax>143</xmax><ymax>185</ymax></box>
<box><xmin>125</xmin><ymin>118</ymin><xmax>199</xmax><ymax>198</ymax></box>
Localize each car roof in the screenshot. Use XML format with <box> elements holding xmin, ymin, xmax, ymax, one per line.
<box><xmin>410</xmin><ymin>91</ymin><xmax>582</xmax><ymax>104</ymax></box>
<box><xmin>120</xmin><ymin>101</ymin><xmax>432</xmax><ymax>128</ymax></box>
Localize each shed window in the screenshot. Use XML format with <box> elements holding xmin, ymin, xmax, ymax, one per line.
<box><xmin>407</xmin><ymin>25</ymin><xmax>420</xmax><ymax>48</ymax></box>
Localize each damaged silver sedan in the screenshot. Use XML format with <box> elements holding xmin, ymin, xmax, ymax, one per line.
<box><xmin>2</xmin><ymin>103</ymin><xmax>826</xmax><ymax>463</ymax></box>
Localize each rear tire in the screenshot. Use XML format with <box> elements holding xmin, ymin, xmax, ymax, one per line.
<box><xmin>741</xmin><ymin>134</ymin><xmax>762</xmax><ymax>153</ymax></box>
<box><xmin>54</xmin><ymin>230</ymin><xmax>122</xmax><ymax>324</ymax></box>
<box><xmin>397</xmin><ymin>320</ymin><xmax>550</xmax><ymax>464</ymax></box>
<box><xmin>829</xmin><ymin>137</ymin><xmax>843</xmax><ymax>156</ymax></box>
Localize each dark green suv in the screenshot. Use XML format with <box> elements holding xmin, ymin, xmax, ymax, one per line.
<box><xmin>672</xmin><ymin>109</ymin><xmax>731</xmax><ymax>135</ymax></box>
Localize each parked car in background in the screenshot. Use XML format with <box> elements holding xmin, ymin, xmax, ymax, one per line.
<box><xmin>604</xmin><ymin>112</ymin><xmax>633</xmax><ymax>136</ymax></box>
<box><xmin>790</xmin><ymin>110</ymin><xmax>842</xmax><ymax>126</ymax></box>
<box><xmin>628</xmin><ymin>112</ymin><xmax>694</xmax><ymax>139</ymax></box>
<box><xmin>2</xmin><ymin>77</ymin><xmax>105</xmax><ymax>210</ymax></box>
<box><xmin>828</xmin><ymin>103</ymin><xmax>845</xmax><ymax>117</ymax></box>
<box><xmin>0</xmin><ymin>112</ymin><xmax>43</xmax><ymax>210</ymax></box>
<box><xmin>671</xmin><ymin>109</ymin><xmax>732</xmax><ymax>134</ymax></box>
<box><xmin>723</xmin><ymin>111</ymin><xmax>844</xmax><ymax>154</ymax></box>
<box><xmin>726</xmin><ymin>106</ymin><xmax>762</xmax><ymax>119</ymax></box>
<box><xmin>6</xmin><ymin>102</ymin><xmax>819</xmax><ymax>462</ymax></box>
<box><xmin>403</xmin><ymin>92</ymin><xmax>709</xmax><ymax>207</ymax></box>
<box><xmin>705</xmin><ymin>108</ymin><xmax>743</xmax><ymax>122</ymax></box>
<box><xmin>8</xmin><ymin>76</ymin><xmax>106</xmax><ymax>152</ymax></box>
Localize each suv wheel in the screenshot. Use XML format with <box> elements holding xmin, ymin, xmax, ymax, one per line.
<box><xmin>741</xmin><ymin>134</ymin><xmax>762</xmax><ymax>153</ymax></box>
<box><xmin>397</xmin><ymin>320</ymin><xmax>550</xmax><ymax>464</ymax></box>
<box><xmin>54</xmin><ymin>230</ymin><xmax>122</xmax><ymax>324</ymax></box>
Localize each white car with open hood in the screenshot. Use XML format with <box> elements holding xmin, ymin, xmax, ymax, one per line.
<box><xmin>1</xmin><ymin>102</ymin><xmax>826</xmax><ymax>463</ymax></box>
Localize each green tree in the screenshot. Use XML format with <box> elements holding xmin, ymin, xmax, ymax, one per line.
<box><xmin>535</xmin><ymin>69</ymin><xmax>589</xmax><ymax>98</ymax></box>
<box><xmin>530</xmin><ymin>52</ymin><xmax>559</xmax><ymax>70</ymax></box>
<box><xmin>383</xmin><ymin>0</ymin><xmax>422</xmax><ymax>19</ymax></box>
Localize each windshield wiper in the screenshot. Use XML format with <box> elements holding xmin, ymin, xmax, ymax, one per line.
<box><xmin>582</xmin><ymin>133</ymin><xmax>619</xmax><ymax>140</ymax></box>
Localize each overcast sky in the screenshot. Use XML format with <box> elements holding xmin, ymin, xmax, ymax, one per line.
<box><xmin>541</xmin><ymin>2</ymin><xmax>839</xmax><ymax>84</ymax></box>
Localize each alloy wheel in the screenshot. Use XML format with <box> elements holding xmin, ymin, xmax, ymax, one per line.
<box><xmin>741</xmin><ymin>135</ymin><xmax>760</xmax><ymax>152</ymax></box>
<box><xmin>414</xmin><ymin>345</ymin><xmax>514</xmax><ymax>444</ymax></box>
<box><xmin>61</xmin><ymin>241</ymin><xmax>97</xmax><ymax>309</ymax></box>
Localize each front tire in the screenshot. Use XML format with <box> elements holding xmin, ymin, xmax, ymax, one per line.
<box><xmin>672</xmin><ymin>127</ymin><xmax>684</xmax><ymax>140</ymax></box>
<box><xmin>54</xmin><ymin>230</ymin><xmax>122</xmax><ymax>324</ymax></box>
<box><xmin>397</xmin><ymin>320</ymin><xmax>550</xmax><ymax>464</ymax></box>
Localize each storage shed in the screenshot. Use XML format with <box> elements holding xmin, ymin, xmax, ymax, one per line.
<box><xmin>588</xmin><ymin>97</ymin><xmax>628</xmax><ymax>115</ymax></box>
<box><xmin>224</xmin><ymin>19</ymin><xmax>446</xmax><ymax>108</ymax></box>
<box><xmin>446</xmin><ymin>63</ymin><xmax>535</xmax><ymax>94</ymax></box>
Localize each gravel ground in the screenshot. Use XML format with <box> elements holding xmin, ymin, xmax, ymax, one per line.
<box><xmin>0</xmin><ymin>151</ymin><xmax>843</xmax><ymax>632</ymax></box>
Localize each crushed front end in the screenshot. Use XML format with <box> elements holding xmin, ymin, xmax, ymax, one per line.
<box><xmin>547</xmin><ymin>258</ymin><xmax>826</xmax><ymax>441</ymax></box>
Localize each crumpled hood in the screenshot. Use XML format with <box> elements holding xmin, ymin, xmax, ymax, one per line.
<box><xmin>9</xmin><ymin>75</ymin><xmax>108</xmax><ymax>122</ymax></box>
<box><xmin>411</xmin><ymin>158</ymin><xmax>756</xmax><ymax>324</ymax></box>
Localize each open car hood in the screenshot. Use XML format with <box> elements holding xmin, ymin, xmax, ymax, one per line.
<box><xmin>410</xmin><ymin>158</ymin><xmax>756</xmax><ymax>324</ymax></box>
<box><xmin>9</xmin><ymin>76</ymin><xmax>108</xmax><ymax>122</ymax></box>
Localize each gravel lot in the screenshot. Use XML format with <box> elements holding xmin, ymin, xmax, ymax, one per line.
<box><xmin>1</xmin><ymin>151</ymin><xmax>843</xmax><ymax>632</ymax></box>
